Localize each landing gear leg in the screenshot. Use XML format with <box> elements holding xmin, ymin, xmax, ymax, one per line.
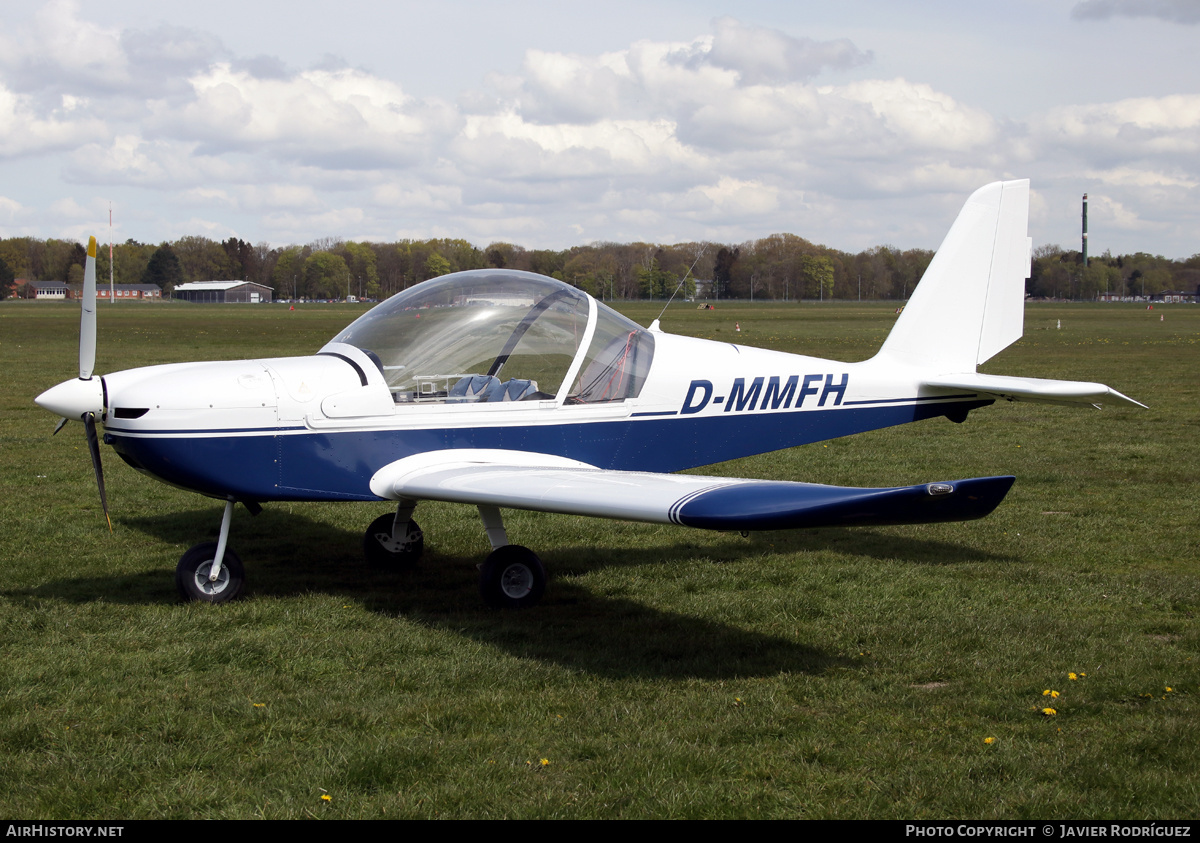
<box><xmin>476</xmin><ymin>505</ymin><xmax>546</xmax><ymax>609</ymax></box>
<box><xmin>177</xmin><ymin>499</ymin><xmax>245</xmax><ymax>603</ymax></box>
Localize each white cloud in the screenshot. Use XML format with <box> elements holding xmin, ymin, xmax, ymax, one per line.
<box><xmin>152</xmin><ymin>64</ymin><xmax>459</xmax><ymax>169</ymax></box>
<box><xmin>120</xmin><ymin>23</ymin><xmax>226</xmax><ymax>78</ymax></box>
<box><xmin>834</xmin><ymin>79</ymin><xmax>997</xmax><ymax>152</ymax></box>
<box><xmin>0</xmin><ymin>195</ymin><xmax>24</xmax><ymax>224</ymax></box>
<box><xmin>1086</xmin><ymin>193</ymin><xmax>1154</xmax><ymax>230</ymax></box>
<box><xmin>457</xmin><ymin>112</ymin><xmax>705</xmax><ymax>179</ymax></box>
<box><xmin>49</xmin><ymin>196</ymin><xmax>94</xmax><ymax>218</ymax></box>
<box><xmin>369</xmin><ymin>181</ymin><xmax>462</xmax><ymax>214</ymax></box>
<box><xmin>0</xmin><ymin>0</ymin><xmax>224</xmax><ymax>99</ymax></box>
<box><xmin>162</xmin><ymin>215</ymin><xmax>239</xmax><ymax>241</ymax></box>
<box><xmin>692</xmin><ymin>177</ymin><xmax>780</xmax><ymax>218</ymax></box>
<box><xmin>700</xmin><ymin>17</ymin><xmax>872</xmax><ymax>85</ymax></box>
<box><xmin>1</xmin><ymin>3</ymin><xmax>1197</xmax><ymax>257</ymax></box>
<box><xmin>65</xmin><ymin>136</ymin><xmax>257</xmax><ymax>187</ymax></box>
<box><xmin>0</xmin><ymin>0</ymin><xmax>128</xmax><ymax>93</ymax></box>
<box><xmin>1032</xmin><ymin>94</ymin><xmax>1200</xmax><ymax>166</ymax></box>
<box><xmin>1085</xmin><ymin>166</ymin><xmax>1197</xmax><ymax>188</ymax></box>
<box><xmin>0</xmin><ymin>84</ymin><xmax>102</xmax><ymax>158</ymax></box>
<box><xmin>1072</xmin><ymin>0</ymin><xmax>1200</xmax><ymax>24</ymax></box>
<box><xmin>259</xmin><ymin>206</ymin><xmax>367</xmax><ymax>242</ymax></box>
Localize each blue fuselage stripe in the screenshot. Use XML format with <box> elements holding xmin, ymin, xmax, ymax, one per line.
<box><xmin>841</xmin><ymin>393</ymin><xmax>977</xmax><ymax>406</ymax></box>
<box><xmin>104</xmin><ymin>425</ymin><xmax>307</xmax><ymax>435</ymax></box>
<box><xmin>106</xmin><ymin>399</ymin><xmax>991</xmax><ymax>502</ymax></box>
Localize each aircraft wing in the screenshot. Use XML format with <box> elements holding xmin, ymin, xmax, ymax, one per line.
<box><xmin>370</xmin><ymin>449</ymin><xmax>1015</xmax><ymax>531</ymax></box>
<box><xmin>924</xmin><ymin>373</ymin><xmax>1146</xmax><ymax>409</ymax></box>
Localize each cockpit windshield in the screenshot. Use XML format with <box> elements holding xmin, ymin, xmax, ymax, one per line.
<box><xmin>330</xmin><ymin>270</ymin><xmax>654</xmax><ymax>406</ymax></box>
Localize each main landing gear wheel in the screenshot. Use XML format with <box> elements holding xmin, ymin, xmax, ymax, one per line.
<box><xmin>363</xmin><ymin>514</ymin><xmax>424</xmax><ymax>569</ymax></box>
<box><xmin>479</xmin><ymin>545</ymin><xmax>546</xmax><ymax>609</ymax></box>
<box><xmin>176</xmin><ymin>542</ymin><xmax>245</xmax><ymax>604</ymax></box>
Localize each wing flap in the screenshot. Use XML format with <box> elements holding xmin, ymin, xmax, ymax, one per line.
<box><xmin>925</xmin><ymin>373</ymin><xmax>1145</xmax><ymax>409</ymax></box>
<box><xmin>370</xmin><ymin>450</ymin><xmax>1015</xmax><ymax>531</ymax></box>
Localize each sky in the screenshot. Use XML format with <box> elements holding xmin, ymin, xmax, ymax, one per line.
<box><xmin>0</xmin><ymin>0</ymin><xmax>1197</xmax><ymax>258</ymax></box>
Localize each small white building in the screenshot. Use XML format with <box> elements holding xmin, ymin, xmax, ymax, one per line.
<box><xmin>29</xmin><ymin>280</ymin><xmax>72</xmax><ymax>299</ymax></box>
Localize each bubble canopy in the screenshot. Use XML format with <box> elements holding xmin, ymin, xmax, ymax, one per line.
<box><xmin>328</xmin><ymin>270</ymin><xmax>654</xmax><ymax>405</ymax></box>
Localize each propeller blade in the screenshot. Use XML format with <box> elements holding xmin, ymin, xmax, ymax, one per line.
<box><xmin>84</xmin><ymin>412</ymin><xmax>112</xmax><ymax>533</ymax></box>
<box><xmin>80</xmin><ymin>236</ymin><xmax>97</xmax><ymax>380</ymax></box>
<box><xmin>53</xmin><ymin>417</ymin><xmax>69</xmax><ymax>435</ymax></box>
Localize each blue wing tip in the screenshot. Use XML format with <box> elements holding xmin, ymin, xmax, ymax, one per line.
<box><xmin>677</xmin><ymin>475</ymin><xmax>1016</xmax><ymax>532</ymax></box>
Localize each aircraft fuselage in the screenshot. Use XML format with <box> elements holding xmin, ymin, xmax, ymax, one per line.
<box><xmin>101</xmin><ymin>332</ymin><xmax>990</xmax><ymax>503</ymax></box>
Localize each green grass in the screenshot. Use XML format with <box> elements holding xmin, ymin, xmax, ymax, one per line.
<box><xmin>1</xmin><ymin>299</ymin><xmax>1197</xmax><ymax>819</ymax></box>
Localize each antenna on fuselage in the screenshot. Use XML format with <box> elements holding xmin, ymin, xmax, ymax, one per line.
<box><xmin>650</xmin><ymin>250</ymin><xmax>705</xmax><ymax>331</ymax></box>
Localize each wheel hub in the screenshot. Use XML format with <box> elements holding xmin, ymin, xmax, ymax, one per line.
<box><xmin>500</xmin><ymin>564</ymin><xmax>533</xmax><ymax>598</ymax></box>
<box><xmin>194</xmin><ymin>561</ymin><xmax>230</xmax><ymax>595</ymax></box>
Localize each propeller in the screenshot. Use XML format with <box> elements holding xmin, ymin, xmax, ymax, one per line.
<box><xmin>35</xmin><ymin>235</ymin><xmax>111</xmax><ymax>531</ymax></box>
<box><xmin>84</xmin><ymin>411</ymin><xmax>112</xmax><ymax>532</ymax></box>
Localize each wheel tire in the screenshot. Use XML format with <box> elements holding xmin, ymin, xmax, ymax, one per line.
<box><xmin>363</xmin><ymin>514</ymin><xmax>424</xmax><ymax>569</ymax></box>
<box><xmin>479</xmin><ymin>545</ymin><xmax>546</xmax><ymax>609</ymax></box>
<box><xmin>176</xmin><ymin>542</ymin><xmax>245</xmax><ymax>604</ymax></box>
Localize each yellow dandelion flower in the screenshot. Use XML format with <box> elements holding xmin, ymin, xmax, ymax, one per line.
<box><xmin>321</xmin><ymin>794</ymin><xmax>332</xmax><ymax>802</ymax></box>
<box><xmin>1068</xmin><ymin>673</ymin><xmax>1078</xmax><ymax>680</ymax></box>
<box><xmin>253</xmin><ymin>703</ymin><xmax>265</xmax><ymax>708</ymax></box>
<box><xmin>1042</xmin><ymin>707</ymin><xmax>1057</xmax><ymax>716</ymax></box>
<box><xmin>984</xmin><ymin>737</ymin><xmax>995</xmax><ymax>745</ymax></box>
<box><xmin>540</xmin><ymin>758</ymin><xmax>550</xmax><ymax>767</ymax></box>
<box><xmin>1165</xmin><ymin>687</ymin><xmax>1173</xmax><ymax>692</ymax></box>
<box><xmin>1043</xmin><ymin>689</ymin><xmax>1052</xmax><ymax>696</ymax></box>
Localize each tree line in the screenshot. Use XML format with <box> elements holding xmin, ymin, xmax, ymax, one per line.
<box><xmin>1</xmin><ymin>233</ymin><xmax>1197</xmax><ymax>302</ymax></box>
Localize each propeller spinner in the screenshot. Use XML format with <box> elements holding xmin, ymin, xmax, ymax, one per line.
<box><xmin>34</xmin><ymin>236</ymin><xmax>111</xmax><ymax>531</ymax></box>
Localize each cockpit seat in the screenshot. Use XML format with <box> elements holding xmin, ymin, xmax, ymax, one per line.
<box><xmin>446</xmin><ymin>374</ymin><xmax>500</xmax><ymax>403</ymax></box>
<box><xmin>484</xmin><ymin>378</ymin><xmax>539</xmax><ymax>402</ymax></box>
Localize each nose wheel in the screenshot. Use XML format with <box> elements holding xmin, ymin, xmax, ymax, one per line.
<box><xmin>176</xmin><ymin>499</ymin><xmax>245</xmax><ymax>604</ymax></box>
<box><xmin>176</xmin><ymin>542</ymin><xmax>245</xmax><ymax>603</ymax></box>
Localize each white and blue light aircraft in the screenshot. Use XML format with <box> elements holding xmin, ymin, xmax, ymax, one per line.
<box><xmin>36</xmin><ymin>180</ymin><xmax>1142</xmax><ymax>608</ymax></box>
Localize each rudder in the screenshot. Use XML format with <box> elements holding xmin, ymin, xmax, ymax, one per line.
<box><xmin>876</xmin><ymin>180</ymin><xmax>1032</xmax><ymax>374</ymax></box>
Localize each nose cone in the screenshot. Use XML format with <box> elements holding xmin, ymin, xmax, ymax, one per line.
<box><xmin>36</xmin><ymin>377</ymin><xmax>105</xmax><ymax>420</ymax></box>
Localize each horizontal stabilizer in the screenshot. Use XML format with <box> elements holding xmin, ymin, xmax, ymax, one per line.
<box><xmin>371</xmin><ymin>449</ymin><xmax>1015</xmax><ymax>532</ymax></box>
<box><xmin>925</xmin><ymin>373</ymin><xmax>1146</xmax><ymax>409</ymax></box>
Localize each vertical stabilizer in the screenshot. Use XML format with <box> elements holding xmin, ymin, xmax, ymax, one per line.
<box><xmin>877</xmin><ymin>180</ymin><xmax>1031</xmax><ymax>373</ymax></box>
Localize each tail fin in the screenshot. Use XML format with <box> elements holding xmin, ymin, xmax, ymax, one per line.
<box><xmin>875</xmin><ymin>180</ymin><xmax>1144</xmax><ymax>409</ymax></box>
<box><xmin>877</xmin><ymin>179</ymin><xmax>1031</xmax><ymax>373</ymax></box>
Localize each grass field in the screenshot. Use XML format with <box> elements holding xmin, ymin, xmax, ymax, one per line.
<box><xmin>1</xmin><ymin>298</ymin><xmax>1196</xmax><ymax>819</ymax></box>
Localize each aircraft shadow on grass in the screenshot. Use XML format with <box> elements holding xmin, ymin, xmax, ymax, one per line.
<box><xmin>3</xmin><ymin>506</ymin><xmax>1017</xmax><ymax>680</ymax></box>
